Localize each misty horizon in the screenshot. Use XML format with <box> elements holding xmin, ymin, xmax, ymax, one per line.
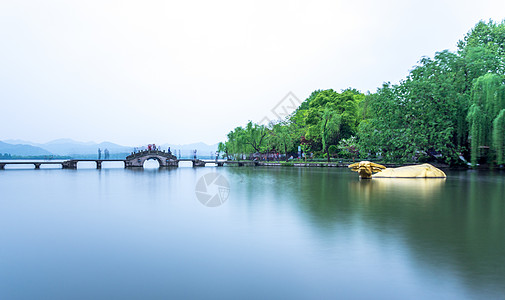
<box><xmin>2</xmin><ymin>138</ymin><xmax>219</xmax><ymax>148</ymax></box>
<box><xmin>2</xmin><ymin>1</ymin><xmax>504</xmax><ymax>146</ymax></box>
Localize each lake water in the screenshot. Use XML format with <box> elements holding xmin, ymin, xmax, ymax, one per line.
<box><xmin>0</xmin><ymin>165</ymin><xmax>504</xmax><ymax>299</ymax></box>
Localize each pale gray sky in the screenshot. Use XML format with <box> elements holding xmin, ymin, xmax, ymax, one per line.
<box><xmin>1</xmin><ymin>0</ymin><xmax>504</xmax><ymax>146</ymax></box>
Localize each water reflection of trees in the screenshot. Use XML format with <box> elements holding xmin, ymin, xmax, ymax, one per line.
<box><xmin>346</xmin><ymin>171</ymin><xmax>504</xmax><ymax>296</ymax></box>
<box><xmin>225</xmin><ymin>167</ymin><xmax>357</xmax><ymax>230</ymax></box>
<box><xmin>226</xmin><ymin>167</ymin><xmax>505</xmax><ymax>296</ymax></box>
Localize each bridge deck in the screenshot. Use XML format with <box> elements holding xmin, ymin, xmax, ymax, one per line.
<box><xmin>0</xmin><ymin>159</ymin><xmax>221</xmax><ymax>164</ymax></box>
<box><xmin>0</xmin><ymin>161</ymin><xmax>64</xmax><ymax>164</ymax></box>
<box><xmin>67</xmin><ymin>159</ymin><xmax>126</xmax><ymax>162</ymax></box>
<box><xmin>0</xmin><ymin>160</ymin><xmax>126</xmax><ymax>164</ymax></box>
<box><xmin>0</xmin><ymin>159</ymin><xmax>260</xmax><ymax>169</ymax></box>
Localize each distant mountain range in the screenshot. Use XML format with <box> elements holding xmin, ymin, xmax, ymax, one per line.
<box><xmin>0</xmin><ymin>139</ymin><xmax>218</xmax><ymax>157</ymax></box>
<box><xmin>0</xmin><ymin>141</ymin><xmax>53</xmax><ymax>156</ymax></box>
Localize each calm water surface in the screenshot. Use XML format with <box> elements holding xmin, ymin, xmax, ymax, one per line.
<box><xmin>0</xmin><ymin>165</ymin><xmax>504</xmax><ymax>299</ymax></box>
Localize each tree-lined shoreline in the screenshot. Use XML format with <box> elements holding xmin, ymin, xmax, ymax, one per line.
<box><xmin>220</xmin><ymin>20</ymin><xmax>505</xmax><ymax>168</ymax></box>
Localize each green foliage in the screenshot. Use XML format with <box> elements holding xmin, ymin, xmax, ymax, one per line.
<box><xmin>328</xmin><ymin>145</ymin><xmax>338</xmax><ymax>155</ymax></box>
<box><xmin>467</xmin><ymin>104</ymin><xmax>484</xmax><ymax>165</ymax></box>
<box><xmin>337</xmin><ymin>136</ymin><xmax>359</xmax><ymax>160</ymax></box>
<box><xmin>223</xmin><ymin>121</ymin><xmax>269</xmax><ymax>160</ymax></box>
<box><xmin>270</xmin><ymin>121</ymin><xmax>296</xmax><ymax>160</ymax></box>
<box><xmin>358</xmin><ymin>20</ymin><xmax>505</xmax><ymax>165</ymax></box>
<box><xmin>467</xmin><ymin>73</ymin><xmax>505</xmax><ymax>165</ymax></box>
<box><xmin>220</xmin><ymin>20</ymin><xmax>505</xmax><ymax>168</ymax></box>
<box><xmin>492</xmin><ymin>109</ymin><xmax>505</xmax><ymax>165</ymax></box>
<box><xmin>217</xmin><ymin>142</ymin><xmax>227</xmax><ymax>159</ymax></box>
<box><xmin>357</xmin><ymin>84</ymin><xmax>420</xmax><ymax>163</ymax></box>
<box><xmin>458</xmin><ymin>20</ymin><xmax>505</xmax><ymax>75</ymax></box>
<box><xmin>222</xmin><ymin>89</ymin><xmax>364</xmax><ymax>159</ymax></box>
<box><xmin>302</xmin><ymin>89</ymin><xmax>361</xmax><ymax>153</ymax></box>
<box><xmin>321</xmin><ymin>105</ymin><xmax>342</xmax><ymax>162</ymax></box>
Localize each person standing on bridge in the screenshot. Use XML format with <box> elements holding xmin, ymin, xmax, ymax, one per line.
<box><xmin>98</xmin><ymin>148</ymin><xmax>101</xmax><ymax>160</ymax></box>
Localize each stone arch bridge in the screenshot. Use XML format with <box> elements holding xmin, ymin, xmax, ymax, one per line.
<box><xmin>125</xmin><ymin>150</ymin><xmax>179</xmax><ymax>167</ymax></box>
<box><xmin>0</xmin><ymin>150</ymin><xmax>259</xmax><ymax>169</ymax></box>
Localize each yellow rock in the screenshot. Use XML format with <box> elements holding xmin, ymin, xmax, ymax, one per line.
<box><xmin>348</xmin><ymin>161</ymin><xmax>446</xmax><ymax>179</ymax></box>
<box><xmin>348</xmin><ymin>161</ymin><xmax>386</xmax><ymax>179</ymax></box>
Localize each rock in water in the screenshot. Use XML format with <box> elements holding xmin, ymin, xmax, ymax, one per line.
<box><xmin>348</xmin><ymin>161</ymin><xmax>386</xmax><ymax>179</ymax></box>
<box><xmin>372</xmin><ymin>164</ymin><xmax>446</xmax><ymax>178</ymax></box>
<box><xmin>349</xmin><ymin>161</ymin><xmax>446</xmax><ymax>178</ymax></box>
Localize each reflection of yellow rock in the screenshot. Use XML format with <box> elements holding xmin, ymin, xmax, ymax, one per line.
<box><xmin>349</xmin><ymin>178</ymin><xmax>446</xmax><ymax>203</ymax></box>
<box><xmin>349</xmin><ymin>161</ymin><xmax>446</xmax><ymax>179</ymax></box>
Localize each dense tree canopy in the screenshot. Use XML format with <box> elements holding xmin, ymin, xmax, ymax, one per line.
<box><xmin>220</xmin><ymin>89</ymin><xmax>364</xmax><ymax>160</ymax></box>
<box><xmin>358</xmin><ymin>20</ymin><xmax>505</xmax><ymax>165</ymax></box>
<box><xmin>220</xmin><ymin>20</ymin><xmax>505</xmax><ymax>167</ymax></box>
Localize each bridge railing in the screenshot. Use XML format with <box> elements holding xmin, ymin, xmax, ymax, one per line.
<box><xmin>127</xmin><ymin>150</ymin><xmax>173</xmax><ymax>158</ymax></box>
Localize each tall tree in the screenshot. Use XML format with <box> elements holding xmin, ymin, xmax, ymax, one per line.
<box><xmin>320</xmin><ymin>106</ymin><xmax>341</xmax><ymax>162</ymax></box>
<box><xmin>467</xmin><ymin>73</ymin><xmax>505</xmax><ymax>165</ymax></box>
<box><xmin>244</xmin><ymin>121</ymin><xmax>268</xmax><ymax>153</ymax></box>
<box><xmin>458</xmin><ymin>20</ymin><xmax>505</xmax><ymax>75</ymax></box>
<box><xmin>270</xmin><ymin>121</ymin><xmax>295</xmax><ymax>161</ymax></box>
<box><xmin>303</xmin><ymin>89</ymin><xmax>361</xmax><ymax>156</ymax></box>
<box><xmin>217</xmin><ymin>142</ymin><xmax>228</xmax><ymax>160</ymax></box>
<box><xmin>492</xmin><ymin>109</ymin><xmax>505</xmax><ymax>165</ymax></box>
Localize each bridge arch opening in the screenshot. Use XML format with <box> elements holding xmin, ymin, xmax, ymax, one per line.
<box><xmin>76</xmin><ymin>161</ymin><xmax>96</xmax><ymax>169</ymax></box>
<box><xmin>143</xmin><ymin>157</ymin><xmax>161</xmax><ymax>169</ymax></box>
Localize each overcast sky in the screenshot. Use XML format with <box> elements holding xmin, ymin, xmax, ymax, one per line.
<box><xmin>1</xmin><ymin>0</ymin><xmax>504</xmax><ymax>146</ymax></box>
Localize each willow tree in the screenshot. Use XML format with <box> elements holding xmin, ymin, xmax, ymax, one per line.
<box><xmin>321</xmin><ymin>106</ymin><xmax>341</xmax><ymax>162</ymax></box>
<box><xmin>467</xmin><ymin>104</ymin><xmax>485</xmax><ymax>165</ymax></box>
<box><xmin>493</xmin><ymin>109</ymin><xmax>505</xmax><ymax>165</ymax></box>
<box><xmin>217</xmin><ymin>142</ymin><xmax>228</xmax><ymax>160</ymax></box>
<box><xmin>467</xmin><ymin>73</ymin><xmax>505</xmax><ymax>165</ymax></box>
<box><xmin>225</xmin><ymin>127</ymin><xmax>249</xmax><ymax>160</ymax></box>
<box><xmin>301</xmin><ymin>89</ymin><xmax>361</xmax><ymax>156</ymax></box>
<box><xmin>243</xmin><ymin>121</ymin><xmax>269</xmax><ymax>153</ymax></box>
<box><xmin>270</xmin><ymin>121</ymin><xmax>295</xmax><ymax>161</ymax></box>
